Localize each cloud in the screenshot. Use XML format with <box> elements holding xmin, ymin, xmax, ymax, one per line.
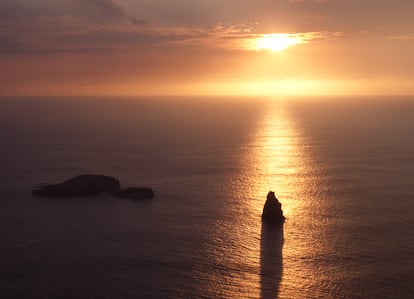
<box><xmin>132</xmin><ymin>18</ymin><xmax>148</xmax><ymax>26</ymax></box>
<box><xmin>79</xmin><ymin>0</ymin><xmax>126</xmax><ymax>17</ymax></box>
<box><xmin>0</xmin><ymin>15</ymin><xmax>206</xmax><ymax>52</ymax></box>
<box><xmin>183</xmin><ymin>24</ymin><xmax>345</xmax><ymax>51</ymax></box>
<box><xmin>289</xmin><ymin>0</ymin><xmax>328</xmax><ymax>3</ymax></box>
<box><xmin>0</xmin><ymin>14</ymin><xmax>344</xmax><ymax>54</ymax></box>
<box><xmin>388</xmin><ymin>34</ymin><xmax>414</xmax><ymax>40</ymax></box>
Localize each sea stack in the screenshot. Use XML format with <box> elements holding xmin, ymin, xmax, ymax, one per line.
<box><xmin>262</xmin><ymin>191</ymin><xmax>285</xmax><ymax>225</ymax></box>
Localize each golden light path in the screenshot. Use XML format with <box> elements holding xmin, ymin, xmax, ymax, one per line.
<box><xmin>240</xmin><ymin>102</ymin><xmax>329</xmax><ymax>298</ymax></box>
<box><xmin>207</xmin><ymin>101</ymin><xmax>314</xmax><ymax>298</ymax></box>
<box><xmin>204</xmin><ymin>100</ymin><xmax>329</xmax><ymax>297</ymax></box>
<box><xmin>243</xmin><ymin>102</ymin><xmax>311</xmax><ymax>298</ymax></box>
<box><xmin>242</xmin><ymin>101</ymin><xmax>307</xmax><ymax>226</ymax></box>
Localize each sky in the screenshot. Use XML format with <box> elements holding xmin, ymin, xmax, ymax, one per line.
<box><xmin>0</xmin><ymin>0</ymin><xmax>413</xmax><ymax>96</ymax></box>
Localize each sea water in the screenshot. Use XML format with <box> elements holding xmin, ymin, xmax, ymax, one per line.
<box><xmin>0</xmin><ymin>96</ymin><xmax>413</xmax><ymax>298</ymax></box>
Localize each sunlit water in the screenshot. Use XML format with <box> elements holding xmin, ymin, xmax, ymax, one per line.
<box><xmin>0</xmin><ymin>96</ymin><xmax>413</xmax><ymax>298</ymax></box>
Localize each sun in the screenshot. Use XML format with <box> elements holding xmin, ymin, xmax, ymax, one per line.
<box><xmin>251</xmin><ymin>33</ymin><xmax>305</xmax><ymax>51</ymax></box>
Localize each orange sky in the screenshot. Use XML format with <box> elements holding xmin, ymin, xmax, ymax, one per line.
<box><xmin>0</xmin><ymin>0</ymin><xmax>413</xmax><ymax>96</ymax></box>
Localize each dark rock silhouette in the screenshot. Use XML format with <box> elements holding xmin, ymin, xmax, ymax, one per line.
<box><xmin>32</xmin><ymin>174</ymin><xmax>120</xmax><ymax>197</ymax></box>
<box><xmin>262</xmin><ymin>191</ymin><xmax>285</xmax><ymax>225</ymax></box>
<box><xmin>114</xmin><ymin>187</ymin><xmax>155</xmax><ymax>200</ymax></box>
<box><xmin>32</xmin><ymin>174</ymin><xmax>156</xmax><ymax>200</ymax></box>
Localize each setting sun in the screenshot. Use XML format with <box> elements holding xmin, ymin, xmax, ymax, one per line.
<box><xmin>251</xmin><ymin>33</ymin><xmax>305</xmax><ymax>51</ymax></box>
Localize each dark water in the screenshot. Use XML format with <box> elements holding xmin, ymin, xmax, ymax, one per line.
<box><xmin>0</xmin><ymin>96</ymin><xmax>413</xmax><ymax>298</ymax></box>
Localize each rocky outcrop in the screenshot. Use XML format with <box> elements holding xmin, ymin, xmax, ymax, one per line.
<box><xmin>262</xmin><ymin>191</ymin><xmax>285</xmax><ymax>225</ymax></box>
<box><xmin>114</xmin><ymin>187</ymin><xmax>155</xmax><ymax>200</ymax></box>
<box><xmin>32</xmin><ymin>174</ymin><xmax>156</xmax><ymax>200</ymax></box>
<box><xmin>32</xmin><ymin>174</ymin><xmax>120</xmax><ymax>197</ymax></box>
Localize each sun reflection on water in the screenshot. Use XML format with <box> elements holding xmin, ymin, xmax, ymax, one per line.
<box><xmin>241</xmin><ymin>102</ymin><xmax>307</xmax><ymax>220</ymax></box>
<box><xmin>242</xmin><ymin>102</ymin><xmax>332</xmax><ymax>298</ymax></box>
<box><xmin>205</xmin><ymin>101</ymin><xmax>314</xmax><ymax>298</ymax></box>
<box><xmin>205</xmin><ymin>101</ymin><xmax>329</xmax><ymax>298</ymax></box>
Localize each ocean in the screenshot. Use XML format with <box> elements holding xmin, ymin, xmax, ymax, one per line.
<box><xmin>0</xmin><ymin>96</ymin><xmax>413</xmax><ymax>298</ymax></box>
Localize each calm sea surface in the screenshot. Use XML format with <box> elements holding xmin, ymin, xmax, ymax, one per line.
<box><xmin>0</xmin><ymin>96</ymin><xmax>413</xmax><ymax>298</ymax></box>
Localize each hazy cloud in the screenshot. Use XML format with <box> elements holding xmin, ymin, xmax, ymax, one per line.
<box><xmin>388</xmin><ymin>34</ymin><xmax>414</xmax><ymax>40</ymax></box>
<box><xmin>132</xmin><ymin>18</ymin><xmax>148</xmax><ymax>26</ymax></box>
<box><xmin>289</xmin><ymin>0</ymin><xmax>328</xmax><ymax>3</ymax></box>
<box><xmin>0</xmin><ymin>14</ymin><xmax>344</xmax><ymax>53</ymax></box>
<box><xmin>79</xmin><ymin>0</ymin><xmax>126</xmax><ymax>17</ymax></box>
